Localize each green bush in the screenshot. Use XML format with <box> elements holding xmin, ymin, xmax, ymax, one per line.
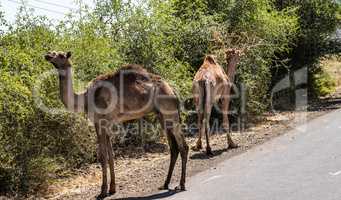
<box><xmin>313</xmin><ymin>69</ymin><xmax>337</xmax><ymax>97</ymax></box>
<box><xmin>0</xmin><ymin>13</ymin><xmax>97</xmax><ymax>194</ymax></box>
<box><xmin>0</xmin><ymin>71</ymin><xmax>96</xmax><ymax>194</ymax></box>
<box><xmin>311</xmin><ymin>54</ymin><xmax>340</xmax><ymax>98</ymax></box>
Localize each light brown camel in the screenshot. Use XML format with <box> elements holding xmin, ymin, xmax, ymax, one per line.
<box><xmin>45</xmin><ymin>51</ymin><xmax>188</xmax><ymax>198</ymax></box>
<box><xmin>192</xmin><ymin>49</ymin><xmax>244</xmax><ymax>155</ymax></box>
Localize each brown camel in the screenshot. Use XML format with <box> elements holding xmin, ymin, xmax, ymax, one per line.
<box><xmin>192</xmin><ymin>49</ymin><xmax>244</xmax><ymax>155</ymax></box>
<box><xmin>45</xmin><ymin>51</ymin><xmax>188</xmax><ymax>198</ymax></box>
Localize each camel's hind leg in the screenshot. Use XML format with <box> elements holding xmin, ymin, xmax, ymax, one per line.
<box><xmin>192</xmin><ymin>109</ymin><xmax>203</xmax><ymax>151</ymax></box>
<box><xmin>193</xmin><ymin>98</ymin><xmax>212</xmax><ymax>155</ymax></box>
<box><xmin>192</xmin><ymin>82</ymin><xmax>202</xmax><ymax>151</ymax></box>
<box><xmin>203</xmin><ymin>103</ymin><xmax>213</xmax><ymax>156</ymax></box>
<box><xmin>173</xmin><ymin>124</ymin><xmax>189</xmax><ymax>191</ymax></box>
<box><xmin>95</xmin><ymin>122</ymin><xmax>109</xmax><ymax>198</ymax></box>
<box><xmin>158</xmin><ymin>114</ymin><xmax>179</xmax><ymax>190</ymax></box>
<box><xmin>192</xmin><ymin>80</ymin><xmax>214</xmax><ymax>155</ymax></box>
<box><xmin>159</xmin><ymin>114</ymin><xmax>188</xmax><ymax>191</ymax></box>
<box><xmin>106</xmin><ymin>134</ymin><xmax>116</xmax><ymax>195</ymax></box>
<box><xmin>198</xmin><ymin>80</ymin><xmax>214</xmax><ymax>156</ymax></box>
<box><xmin>155</xmin><ymin>82</ymin><xmax>188</xmax><ymax>191</ymax></box>
<box><xmin>220</xmin><ymin>85</ymin><xmax>237</xmax><ymax>149</ymax></box>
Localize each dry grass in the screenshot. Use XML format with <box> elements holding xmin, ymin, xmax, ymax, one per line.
<box><xmin>40</xmin><ymin>110</ymin><xmax>329</xmax><ymax>200</ymax></box>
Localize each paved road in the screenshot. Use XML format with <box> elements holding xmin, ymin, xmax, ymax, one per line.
<box><xmin>164</xmin><ymin>110</ymin><xmax>341</xmax><ymax>200</ymax></box>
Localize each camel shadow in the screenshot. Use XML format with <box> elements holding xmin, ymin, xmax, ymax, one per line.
<box><xmin>110</xmin><ymin>190</ymin><xmax>179</xmax><ymax>200</ymax></box>
<box><xmin>190</xmin><ymin>148</ymin><xmax>228</xmax><ymax>160</ymax></box>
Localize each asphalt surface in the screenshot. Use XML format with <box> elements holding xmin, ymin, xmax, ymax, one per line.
<box><xmin>162</xmin><ymin>109</ymin><xmax>341</xmax><ymax>200</ymax></box>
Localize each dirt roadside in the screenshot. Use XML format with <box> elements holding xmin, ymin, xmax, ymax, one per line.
<box><xmin>34</xmin><ymin>93</ymin><xmax>341</xmax><ymax>200</ymax></box>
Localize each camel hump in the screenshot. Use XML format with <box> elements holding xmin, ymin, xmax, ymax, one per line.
<box><xmin>120</xmin><ymin>65</ymin><xmax>162</xmax><ymax>83</ymax></box>
<box><xmin>121</xmin><ymin>64</ymin><xmax>147</xmax><ymax>73</ymax></box>
<box><xmin>204</xmin><ymin>55</ymin><xmax>217</xmax><ymax>65</ymax></box>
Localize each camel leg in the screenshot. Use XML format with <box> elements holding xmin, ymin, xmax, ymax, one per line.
<box><xmin>155</xmin><ymin>82</ymin><xmax>188</xmax><ymax>191</ymax></box>
<box><xmin>167</xmin><ymin>117</ymin><xmax>188</xmax><ymax>191</ymax></box>
<box><xmin>95</xmin><ymin>123</ymin><xmax>109</xmax><ymax>198</ymax></box>
<box><xmin>195</xmin><ymin>80</ymin><xmax>213</xmax><ymax>156</ymax></box>
<box><xmin>192</xmin><ymin>83</ymin><xmax>202</xmax><ymax>151</ymax></box>
<box><xmin>174</xmin><ymin>128</ymin><xmax>189</xmax><ymax>191</ymax></box>
<box><xmin>106</xmin><ymin>134</ymin><xmax>116</xmax><ymax>195</ymax></box>
<box><xmin>164</xmin><ymin>134</ymin><xmax>179</xmax><ymax>190</ymax></box>
<box><xmin>192</xmin><ymin>110</ymin><xmax>203</xmax><ymax>151</ymax></box>
<box><xmin>158</xmin><ymin>114</ymin><xmax>179</xmax><ymax>190</ymax></box>
<box><xmin>221</xmin><ymin>87</ymin><xmax>237</xmax><ymax>149</ymax></box>
<box><xmin>204</xmin><ymin>103</ymin><xmax>213</xmax><ymax>156</ymax></box>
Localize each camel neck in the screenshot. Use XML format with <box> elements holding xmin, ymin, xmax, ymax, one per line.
<box><xmin>226</xmin><ymin>56</ymin><xmax>239</xmax><ymax>82</ymax></box>
<box><xmin>58</xmin><ymin>67</ymin><xmax>85</xmax><ymax>112</ymax></box>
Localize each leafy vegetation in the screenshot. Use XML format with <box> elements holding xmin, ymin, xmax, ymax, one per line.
<box><xmin>274</xmin><ymin>0</ymin><xmax>340</xmax><ymax>99</ymax></box>
<box><xmin>0</xmin><ymin>0</ymin><xmax>339</xmax><ymax>195</ymax></box>
<box><xmin>313</xmin><ymin>70</ymin><xmax>336</xmax><ymax>97</ymax></box>
<box><xmin>314</xmin><ymin>54</ymin><xmax>341</xmax><ymax>97</ymax></box>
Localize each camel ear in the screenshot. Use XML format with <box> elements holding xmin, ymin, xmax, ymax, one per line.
<box><xmin>66</xmin><ymin>51</ymin><xmax>72</xmax><ymax>58</ymax></box>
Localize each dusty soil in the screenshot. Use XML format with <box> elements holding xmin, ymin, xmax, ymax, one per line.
<box><xmin>36</xmin><ymin>105</ymin><xmax>339</xmax><ymax>200</ymax></box>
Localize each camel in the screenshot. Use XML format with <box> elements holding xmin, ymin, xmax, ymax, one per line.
<box><xmin>192</xmin><ymin>49</ymin><xmax>244</xmax><ymax>155</ymax></box>
<box><xmin>44</xmin><ymin>51</ymin><xmax>188</xmax><ymax>198</ymax></box>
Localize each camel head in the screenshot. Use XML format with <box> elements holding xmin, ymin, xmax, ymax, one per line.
<box><xmin>45</xmin><ymin>51</ymin><xmax>72</xmax><ymax>69</ymax></box>
<box><xmin>225</xmin><ymin>48</ymin><xmax>244</xmax><ymax>60</ymax></box>
<box><xmin>204</xmin><ymin>55</ymin><xmax>217</xmax><ymax>65</ymax></box>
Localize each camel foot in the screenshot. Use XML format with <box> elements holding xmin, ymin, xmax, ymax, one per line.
<box><xmin>108</xmin><ymin>188</ymin><xmax>116</xmax><ymax>196</ymax></box>
<box><xmin>228</xmin><ymin>143</ymin><xmax>238</xmax><ymax>149</ymax></box>
<box><xmin>191</xmin><ymin>144</ymin><xmax>202</xmax><ymax>151</ymax></box>
<box><xmin>96</xmin><ymin>192</ymin><xmax>108</xmax><ymax>200</ymax></box>
<box><xmin>174</xmin><ymin>184</ymin><xmax>186</xmax><ymax>191</ymax></box>
<box><xmin>158</xmin><ymin>185</ymin><xmax>169</xmax><ymax>190</ymax></box>
<box><xmin>206</xmin><ymin>147</ymin><xmax>213</xmax><ymax>156</ymax></box>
